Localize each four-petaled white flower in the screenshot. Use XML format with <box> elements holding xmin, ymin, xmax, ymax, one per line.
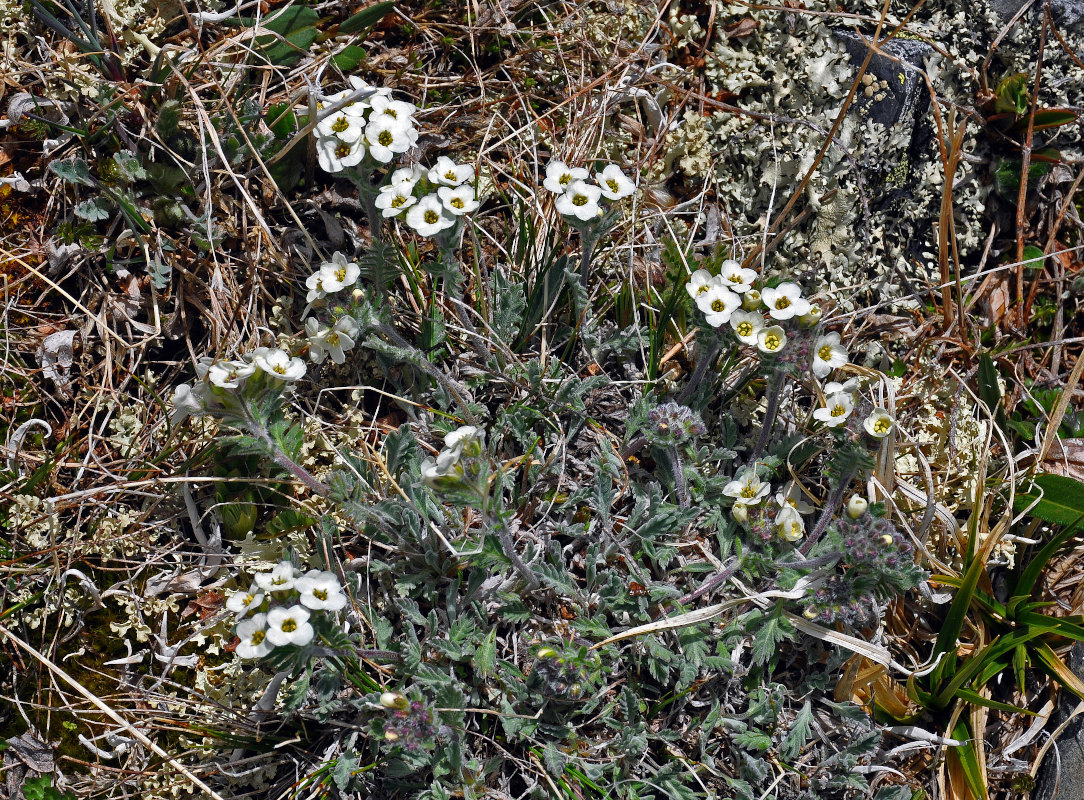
<box><xmin>543</xmin><ymin>160</ymin><xmax>588</xmax><ymax>194</ymax></box>
<box><xmin>207</xmin><ymin>359</ymin><xmax>256</xmax><ymax>389</ymax></box>
<box><xmin>775</xmin><ymin>483</ymin><xmax>814</xmax><ymax>515</ymax></box>
<box><xmin>252</xmin><ymin>348</ymin><xmax>307</xmax><ymax>381</ymax></box>
<box><xmin>813</xmin><ymin>392</ymin><xmax>855</xmax><ymax>427</ymax></box>
<box><xmin>405</xmin><ymin>194</ymin><xmax>456</xmax><ymax>236</ymax></box>
<box><xmin>306</xmin><ymin>316</ymin><xmax>359</xmax><ymax>364</ymax></box>
<box><xmin>594</xmin><ymin>164</ymin><xmax>635</xmax><ymax>200</ymax></box>
<box><xmin>368</xmin><ymin>93</ymin><xmax>416</xmax><ymax>124</ymax></box>
<box><xmin>863</xmin><ymin>408</ymin><xmax>895</xmax><ymax>439</ymax></box>
<box><xmin>316</xmin><ymin>136</ymin><xmax>365</xmax><ymax>173</ymax></box>
<box><xmin>322</xmin><ymin>86</ymin><xmax>372</xmax><ymax>119</ymax></box>
<box><xmin>729</xmin><ymin>310</ymin><xmax>765</xmax><ymax>345</ymax></box>
<box><xmin>428</xmin><ymin>156</ymin><xmax>474</xmax><ymax>187</ymax></box>
<box><xmin>315</xmin><ymin>111</ymin><xmax>365</xmax><ymax>142</ymax></box>
<box><xmin>742</xmin><ymin>289</ymin><xmax>762</xmax><ymax>310</ymax></box>
<box><xmin>685</xmin><ymin>268</ymin><xmax>718</xmax><ymax>300</ymax></box>
<box><xmin>555</xmin><ymin>179</ymin><xmax>602</xmax><ymax>221</ymax></box>
<box><xmin>265</xmin><ymin>604</ymin><xmax>314</xmax><ymax>647</ymax></box>
<box><xmin>718</xmin><ymin>260</ymin><xmax>757</xmax><ymax>294</ymax></box>
<box><xmin>365</xmin><ymin>115</ymin><xmax>414</xmax><ymax>163</ymax></box>
<box><xmin>254</xmin><ymin>561</ymin><xmax>298</xmax><ymax>592</ymax></box>
<box><xmin>761</xmin><ymin>282</ymin><xmax>811</xmax><ymax>321</ymax></box>
<box><xmin>824</xmin><ymin>378</ymin><xmax>861</xmax><ymax>397</ymax></box>
<box><xmin>318</xmin><ymin>252</ymin><xmax>361</xmax><ymax>293</ymax></box>
<box><xmin>776</xmin><ymin>506</ymin><xmax>805</xmax><ymax>542</ymax></box>
<box><xmin>756</xmin><ymin>324</ymin><xmax>787</xmax><ymax>354</ymax></box>
<box><xmin>295</xmin><ymin>570</ymin><xmax>348</xmax><ymax>611</ymax></box>
<box><xmin>696</xmin><ymin>285</ymin><xmax>741</xmax><ymax>328</ymax></box>
<box><xmin>812</xmin><ymin>332</ymin><xmax>848</xmax><ymax>378</ymax></box>
<box><xmin>437</xmin><ymin>185</ymin><xmax>480</xmax><ymax>216</ymax></box>
<box><xmin>723</xmin><ymin>467</ymin><xmax>771</xmax><ymax>506</ymax></box>
<box><xmin>235</xmin><ymin>613</ymin><xmax>274</xmax><ymax>659</ymax></box>
<box><xmin>227</xmin><ymin>584</ymin><xmax>265</xmax><ymax>619</ymax></box>
<box><xmin>389</xmin><ymin>164</ymin><xmax>425</xmax><ymax>188</ymax></box>
<box><xmin>375</xmin><ymin>183</ymin><xmax>417</xmax><ymax>217</ymax></box>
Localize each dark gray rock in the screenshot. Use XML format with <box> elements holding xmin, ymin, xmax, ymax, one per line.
<box><xmin>989</xmin><ymin>0</ymin><xmax>1084</xmax><ymax>27</ymax></box>
<box><xmin>832</xmin><ymin>30</ymin><xmax>933</xmax><ymax>129</ymax></box>
<box><xmin>1035</xmin><ymin>643</ymin><xmax>1084</xmax><ymax>799</ymax></box>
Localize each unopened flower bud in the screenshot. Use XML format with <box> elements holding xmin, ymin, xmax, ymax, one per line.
<box><xmin>742</xmin><ymin>289</ymin><xmax>762</xmax><ymax>310</ymax></box>
<box><xmin>880</xmin><ymin>534</ymin><xmax>894</xmax><ymax>546</ymax></box>
<box><xmin>352</xmin><ymin>288</ymin><xmax>364</xmax><ymax>302</ymax></box>
<box><xmin>536</xmin><ymin>647</ymin><xmax>558</xmax><ymax>659</ymax></box>
<box><xmin>846</xmin><ymin>495</ymin><xmax>868</xmax><ymax>519</ymax></box>
<box><xmin>380</xmin><ymin>691</ymin><xmax>408</xmax><ymax>709</ymax></box>
<box><xmin>732</xmin><ymin>503</ymin><xmax>749</xmax><ymax>525</ymax></box>
<box><xmin>384</xmin><ymin>729</ymin><xmax>400</xmax><ymax>741</ymax></box>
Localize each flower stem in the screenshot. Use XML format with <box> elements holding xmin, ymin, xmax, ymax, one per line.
<box><xmin>751</xmin><ymin>370</ymin><xmax>786</xmax><ymax>462</ymax></box>
<box><xmin>676</xmin><ymin>338</ymin><xmax>721</xmax><ymax>405</ymax></box>
<box><xmin>677</xmin><ymin>556</ymin><xmax>741</xmax><ymax>605</ymax></box>
<box><xmin>489</xmin><ymin>512</ymin><xmax>539</xmax><ymax>590</ymax></box>
<box><xmin>669</xmin><ymin>446</ymin><xmax>689</xmax><ymax>509</ymax></box>
<box><xmin>801</xmin><ymin>468</ymin><xmax>856</xmax><ymax>554</ymax></box>
<box><xmin>577</xmin><ymin>225</ymin><xmax>598</xmax><ymax>286</ymax></box>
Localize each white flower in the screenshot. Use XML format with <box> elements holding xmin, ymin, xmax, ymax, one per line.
<box><xmin>863</xmin><ymin>408</ymin><xmax>895</xmax><ymax>439</ymax></box>
<box><xmin>226</xmin><ymin>585</ymin><xmax>265</xmax><ymax>619</ymax></box>
<box><xmin>437</xmin><ymin>184</ymin><xmax>479</xmax><ymax>216</ymax></box>
<box><xmin>543</xmin><ymin>160</ymin><xmax>588</xmax><ymax>194</ymax></box>
<box><xmin>170</xmin><ymin>383</ymin><xmax>203</xmax><ymax>424</ymax></box>
<box><xmin>365</xmin><ymin>115</ymin><xmax>413</xmax><ymax>163</ymax></box>
<box><xmin>742</xmin><ymin>289</ymin><xmax>762</xmax><ymax>310</ymax></box>
<box><xmin>251</xmin><ymin>348</ymin><xmax>307</xmax><ymax>381</ymax></box>
<box><xmin>235</xmin><ymin>613</ymin><xmax>274</xmax><ymax>659</ymax></box>
<box><xmin>306</xmin><ymin>271</ymin><xmax>328</xmax><ymax>303</ymax></box>
<box><xmin>295</xmin><ymin>570</ymin><xmax>348</xmax><ymax>611</ymax></box>
<box><xmin>405</xmin><ymin>194</ymin><xmax>456</xmax><ymax>236</ymax></box>
<box><xmin>369</xmin><ymin>93</ymin><xmax>416</xmax><ymax>124</ymax></box>
<box><xmin>375</xmin><ymin>183</ymin><xmax>417</xmax><ymax>217</ymax></box>
<box><xmin>825</xmin><ymin>378</ymin><xmax>861</xmax><ymax>396</ymax></box>
<box><xmin>428</xmin><ymin>156</ymin><xmax>474</xmax><ymax>186</ymax></box>
<box><xmin>756</xmin><ymin>324</ymin><xmax>787</xmax><ymax>354</ymax></box>
<box><xmin>420</xmin><ymin>448</ymin><xmax>462</xmax><ymax>487</ymax></box>
<box><xmin>207</xmin><ymin>360</ymin><xmax>256</xmax><ymax>389</ymax></box>
<box><xmin>812</xmin><ymin>332</ymin><xmax>848</xmax><ymax>378</ymax></box>
<box><xmin>723</xmin><ymin>467</ymin><xmax>771</xmax><ymax>506</ymax></box>
<box><xmin>315</xmin><ymin>111</ymin><xmax>365</xmax><ymax>142</ymax></box>
<box><xmin>594</xmin><ymin>164</ymin><xmax>635</xmax><ymax>200</ymax></box>
<box><xmin>776</xmin><ymin>506</ymin><xmax>805</xmax><ymax>542</ymax></box>
<box><xmin>325</xmin><ymin>85</ymin><xmax>374</xmax><ymax>119</ymax></box>
<box><xmin>847</xmin><ymin>495</ymin><xmax>869</xmax><ymax>519</ymax></box>
<box><xmin>761</xmin><ymin>282</ymin><xmax>811</xmax><ymax>321</ymax></box>
<box><xmin>718</xmin><ymin>260</ymin><xmax>758</xmax><ymax>294</ymax></box>
<box><xmin>798</xmin><ymin>304</ymin><xmax>823</xmax><ymax>327</ymax></box>
<box><xmin>265</xmin><ymin>604</ymin><xmax>314</xmax><ymax>647</ymax></box>
<box><xmin>813</xmin><ymin>392</ymin><xmax>855</xmax><ymax>427</ymax></box>
<box><xmin>775</xmin><ymin>483</ymin><xmax>814</xmax><ymax>515</ymax></box>
<box><xmin>445</xmin><ymin>425</ymin><xmax>479</xmax><ymax>449</ymax></box>
<box><xmin>685</xmin><ymin>268</ymin><xmax>719</xmax><ymax>300</ymax></box>
<box><xmin>306</xmin><ymin>316</ymin><xmax>359</xmax><ymax>364</ymax></box>
<box><xmin>695</xmin><ymin>285</ymin><xmax>741</xmax><ymax>327</ymax></box>
<box><xmin>254</xmin><ymin>562</ymin><xmax>298</xmax><ymax>592</ymax></box>
<box><xmin>555</xmin><ymin>179</ymin><xmax>602</xmax><ymax>221</ymax></box>
<box><xmin>318</xmin><ymin>252</ymin><xmax>361</xmax><ymax>293</ymax></box>
<box><xmin>316</xmin><ymin>136</ymin><xmax>366</xmax><ymax>173</ymax></box>
<box><xmin>730</xmin><ymin>310</ymin><xmax>765</xmax><ymax>345</ymax></box>
<box><xmin>389</xmin><ymin>164</ymin><xmax>425</xmax><ymax>188</ymax></box>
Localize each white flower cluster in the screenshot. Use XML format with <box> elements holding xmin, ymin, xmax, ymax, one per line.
<box><xmin>227</xmin><ymin>561</ymin><xmax>348</xmax><ymax>659</ymax></box>
<box><xmin>812</xmin><ymin>378</ymin><xmax>896</xmax><ymax>438</ymax></box>
<box><xmin>420</xmin><ymin>425</ymin><xmax>486</xmax><ymax>493</ymax></box>
<box><xmin>541</xmin><ymin>160</ymin><xmax>635</xmax><ymax>222</ymax></box>
<box><xmin>724</xmin><ymin>468</ymin><xmax>814</xmax><ymax>542</ymax></box>
<box><xmin>315</xmin><ymin>77</ymin><xmax>419</xmax><ymax>173</ymax></box>
<box><xmin>302</xmin><ymin>251</ymin><xmax>362</xmax><ymax>363</ymax></box>
<box><xmin>376</xmin><ymin>156</ymin><xmax>479</xmax><ymax>237</ymax></box>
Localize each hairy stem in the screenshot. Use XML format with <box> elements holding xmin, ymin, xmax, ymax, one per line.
<box><xmin>491</xmin><ymin>513</ymin><xmax>539</xmax><ymax>590</ymax></box>
<box><xmin>751</xmin><ymin>371</ymin><xmax>786</xmax><ymax>462</ymax></box>
<box><xmin>577</xmin><ymin>225</ymin><xmax>598</xmax><ymax>286</ymax></box>
<box><xmin>802</xmin><ymin>468</ymin><xmax>856</xmax><ymax>554</ymax></box>
<box><xmin>676</xmin><ymin>338</ymin><xmax>722</xmax><ymax>405</ymax></box>
<box><xmin>669</xmin><ymin>446</ymin><xmax>689</xmax><ymax>509</ymax></box>
<box><xmin>678</xmin><ymin>556</ymin><xmax>742</xmax><ymax>605</ymax></box>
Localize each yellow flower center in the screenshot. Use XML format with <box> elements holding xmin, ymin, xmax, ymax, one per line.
<box><xmin>243</xmin><ymin>594</ymin><xmax>255</xmax><ymax>606</ymax></box>
<box><xmin>335</xmin><ymin>143</ymin><xmax>351</xmax><ymax>158</ymax></box>
<box><xmin>874</xmin><ymin>418</ymin><xmax>891</xmax><ymax>434</ymax></box>
<box><xmin>314</xmin><ymin>588</ymin><xmax>328</xmax><ymax>601</ymax></box>
<box><xmin>740</xmin><ymin>485</ymin><xmax>757</xmax><ymax>498</ymax></box>
<box><xmin>774</xmin><ymin>296</ymin><xmax>790</xmax><ymax>310</ymax></box>
<box><xmin>728</xmin><ymin>273</ymin><xmax>742</xmax><ymax>283</ymax></box>
<box><xmin>331</xmin><ymin>117</ymin><xmax>349</xmax><ymax>133</ymax></box>
<box><xmin>736</xmin><ymin>321</ymin><xmax>753</xmax><ymax>337</ymax></box>
<box><xmin>327</xmin><ymin>333</ymin><xmax>340</xmax><ymax>346</ymax></box>
<box><xmin>451</xmin><ymin>197</ymin><xmax>464</xmax><ymax>209</ymax></box>
<box><xmin>559</xmin><ymin>173</ymin><xmax>572</xmax><ymax>185</ymax></box>
<box><xmin>763</xmin><ymin>334</ymin><xmax>781</xmax><ymax>350</ymax></box>
<box><xmin>251</xmin><ymin>630</ymin><xmax>265</xmax><ymax>645</ymax></box>
<box><xmin>445</xmin><ymin>170</ymin><xmax>458</xmax><ymax>181</ymax></box>
<box><xmin>273</xmin><ymin>364</ymin><xmax>287</xmax><ymax>375</ymax></box>
<box><xmin>696</xmin><ymin>285</ymin><xmax>709</xmax><ymax>295</ymax></box>
<box><xmin>818</xmin><ymin>345</ymin><xmax>833</xmax><ymax>360</ymax></box>
<box><xmin>281</xmin><ymin>619</ymin><xmax>297</xmax><ymax>633</ymax></box>
<box><xmin>378</xmin><ymin>130</ymin><xmax>393</xmax><ymax>146</ymax></box>
<box><xmin>606</xmin><ymin>178</ymin><xmax>619</xmax><ymax>193</ymax></box>
<box><xmin>424</xmin><ymin>209</ymin><xmax>439</xmax><ymax>224</ymax></box>
<box><xmin>335</xmin><ymin>267</ymin><xmax>347</xmax><ymax>282</ymax></box>
<box><xmin>572</xmin><ymin>194</ymin><xmax>587</xmax><ymax>206</ymax></box>
<box><xmin>391</xmin><ymin>195</ymin><xmax>406</xmax><ymax>208</ymax></box>
<box><xmin>711</xmin><ymin>299</ymin><xmax>725</xmax><ymax>312</ymax></box>
<box><xmin>830</xmin><ymin>404</ymin><xmax>847</xmax><ymax>417</ymax></box>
